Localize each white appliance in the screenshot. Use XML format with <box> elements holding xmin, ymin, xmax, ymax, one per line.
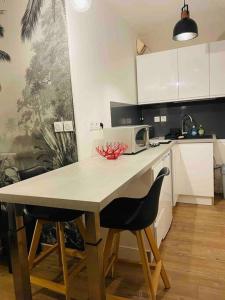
<box><xmin>103</xmin><ymin>125</ymin><xmax>150</xmax><ymax>154</ymax></box>
<box><xmin>152</xmin><ymin>151</ymin><xmax>173</xmax><ymax>247</ymax></box>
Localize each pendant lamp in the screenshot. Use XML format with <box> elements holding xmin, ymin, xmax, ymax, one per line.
<box><xmin>173</xmin><ymin>0</ymin><xmax>198</xmax><ymax>41</ymax></box>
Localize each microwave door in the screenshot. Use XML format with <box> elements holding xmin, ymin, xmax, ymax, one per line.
<box><xmin>135</xmin><ymin>128</ymin><xmax>148</xmax><ymax>152</ymax></box>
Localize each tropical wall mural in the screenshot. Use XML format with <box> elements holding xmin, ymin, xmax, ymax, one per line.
<box><xmin>0</xmin><ymin>0</ymin><xmax>82</xmax><ymax>250</ymax></box>
<box><xmin>0</xmin><ymin>0</ymin><xmax>78</xmax><ymax>175</ymax></box>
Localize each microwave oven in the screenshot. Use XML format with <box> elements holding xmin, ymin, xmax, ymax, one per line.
<box><xmin>103</xmin><ymin>125</ymin><xmax>152</xmax><ymax>154</ymax></box>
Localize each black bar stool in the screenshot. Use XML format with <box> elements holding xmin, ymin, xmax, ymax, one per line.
<box><xmin>100</xmin><ymin>167</ymin><xmax>171</xmax><ymax>300</ymax></box>
<box><xmin>19</xmin><ymin>166</ymin><xmax>86</xmax><ymax>300</ymax></box>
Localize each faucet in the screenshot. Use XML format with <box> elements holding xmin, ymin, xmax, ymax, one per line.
<box><xmin>181</xmin><ymin>114</ymin><xmax>193</xmax><ymax>135</ymax></box>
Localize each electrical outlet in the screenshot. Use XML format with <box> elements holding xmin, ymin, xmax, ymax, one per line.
<box><xmin>161</xmin><ymin>116</ymin><xmax>167</xmax><ymax>122</ymax></box>
<box><xmin>64</xmin><ymin>121</ymin><xmax>74</xmax><ymax>132</ymax></box>
<box><xmin>154</xmin><ymin>116</ymin><xmax>160</xmax><ymax>123</ymax></box>
<box><xmin>90</xmin><ymin>122</ymin><xmax>100</xmax><ymax>131</ymax></box>
<box><xmin>54</xmin><ymin>122</ymin><xmax>64</xmax><ymax>132</ymax></box>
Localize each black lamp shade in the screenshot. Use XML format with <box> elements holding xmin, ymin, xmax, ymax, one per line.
<box><xmin>173</xmin><ymin>17</ymin><xmax>198</xmax><ymax>41</ymax></box>
<box><xmin>173</xmin><ymin>1</ymin><xmax>198</xmax><ymax>42</ymax></box>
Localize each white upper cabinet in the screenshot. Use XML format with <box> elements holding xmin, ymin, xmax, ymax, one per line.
<box><xmin>137</xmin><ymin>41</ymin><xmax>225</xmax><ymax>104</ymax></box>
<box><xmin>210</xmin><ymin>40</ymin><xmax>225</xmax><ymax>97</ymax></box>
<box><xmin>137</xmin><ymin>49</ymin><xmax>178</xmax><ymax>104</ymax></box>
<box><xmin>178</xmin><ymin>43</ymin><xmax>210</xmax><ymax>100</ymax></box>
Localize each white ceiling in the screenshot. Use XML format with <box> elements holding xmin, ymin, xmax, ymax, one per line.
<box><xmin>105</xmin><ymin>0</ymin><xmax>225</xmax><ymax>52</ymax></box>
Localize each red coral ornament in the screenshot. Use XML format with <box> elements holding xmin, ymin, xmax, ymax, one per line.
<box><xmin>96</xmin><ymin>143</ymin><xmax>128</xmax><ymax>160</ymax></box>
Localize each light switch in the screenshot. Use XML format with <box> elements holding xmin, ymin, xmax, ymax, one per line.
<box><xmin>161</xmin><ymin>116</ymin><xmax>167</xmax><ymax>122</ymax></box>
<box><xmin>54</xmin><ymin>122</ymin><xmax>64</xmax><ymax>132</ymax></box>
<box><xmin>154</xmin><ymin>116</ymin><xmax>160</xmax><ymax>123</ymax></box>
<box><xmin>64</xmin><ymin>121</ymin><xmax>74</xmax><ymax>132</ymax></box>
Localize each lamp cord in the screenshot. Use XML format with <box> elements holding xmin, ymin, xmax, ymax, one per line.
<box><xmin>182</xmin><ymin>0</ymin><xmax>188</xmax><ymax>12</ymax></box>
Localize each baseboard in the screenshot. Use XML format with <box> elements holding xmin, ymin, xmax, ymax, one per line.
<box><xmin>178</xmin><ymin>195</ymin><xmax>214</xmax><ymax>205</ymax></box>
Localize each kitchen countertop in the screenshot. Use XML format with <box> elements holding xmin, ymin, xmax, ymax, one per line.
<box><xmin>0</xmin><ymin>137</ymin><xmax>215</xmax><ymax>213</ymax></box>
<box><xmin>151</xmin><ymin>134</ymin><xmax>216</xmax><ymax>144</ymax></box>
<box><xmin>176</xmin><ymin>136</ymin><xmax>216</xmax><ymax>143</ymax></box>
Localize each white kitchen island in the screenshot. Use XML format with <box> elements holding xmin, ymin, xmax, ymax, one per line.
<box><xmin>0</xmin><ymin>138</ymin><xmax>214</xmax><ymax>300</ymax></box>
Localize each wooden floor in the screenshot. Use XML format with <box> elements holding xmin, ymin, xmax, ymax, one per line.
<box><xmin>1</xmin><ymin>199</ymin><xmax>225</xmax><ymax>299</ymax></box>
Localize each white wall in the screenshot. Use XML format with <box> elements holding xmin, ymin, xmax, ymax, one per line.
<box><xmin>65</xmin><ymin>0</ymin><xmax>138</xmax><ymax>160</ymax></box>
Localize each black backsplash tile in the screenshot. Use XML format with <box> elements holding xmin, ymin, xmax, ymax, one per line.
<box><xmin>110</xmin><ymin>98</ymin><xmax>225</xmax><ymax>138</ymax></box>
<box><xmin>110</xmin><ymin>102</ymin><xmax>141</xmax><ymax>127</ymax></box>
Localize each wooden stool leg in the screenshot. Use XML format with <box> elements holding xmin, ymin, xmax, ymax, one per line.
<box><xmin>144</xmin><ymin>226</ymin><xmax>170</xmax><ymax>289</ymax></box>
<box><xmin>135</xmin><ymin>230</ymin><xmax>156</xmax><ymax>300</ymax></box>
<box><xmin>56</xmin><ymin>223</ymin><xmax>62</xmax><ymax>268</ymax></box>
<box><xmin>75</xmin><ymin>217</ymin><xmax>86</xmax><ymax>241</ymax></box>
<box><xmin>28</xmin><ymin>220</ymin><xmax>43</xmax><ymax>270</ymax></box>
<box><xmin>103</xmin><ymin>229</ymin><xmax>117</xmax><ymax>277</ymax></box>
<box><xmin>58</xmin><ymin>222</ymin><xmax>71</xmax><ymax>300</ymax></box>
<box><xmin>111</xmin><ymin>232</ymin><xmax>120</xmax><ymax>278</ymax></box>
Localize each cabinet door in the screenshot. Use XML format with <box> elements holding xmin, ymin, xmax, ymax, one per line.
<box><xmin>137</xmin><ymin>49</ymin><xmax>178</xmax><ymax>104</ymax></box>
<box><xmin>210</xmin><ymin>40</ymin><xmax>225</xmax><ymax>97</ymax></box>
<box><xmin>179</xmin><ymin>143</ymin><xmax>214</xmax><ymax>197</ymax></box>
<box><xmin>178</xmin><ymin>44</ymin><xmax>210</xmax><ymax>100</ymax></box>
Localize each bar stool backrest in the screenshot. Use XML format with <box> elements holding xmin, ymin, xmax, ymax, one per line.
<box><xmin>18</xmin><ymin>165</ymin><xmax>48</xmax><ymax>181</ymax></box>
<box><xmin>18</xmin><ymin>166</ymin><xmax>49</xmax><ymax>218</ymax></box>
<box><xmin>128</xmin><ymin>167</ymin><xmax>170</xmax><ymax>230</ymax></box>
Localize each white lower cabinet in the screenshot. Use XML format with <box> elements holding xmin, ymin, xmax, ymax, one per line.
<box><xmin>172</xmin><ymin>143</ymin><xmax>214</xmax><ymax>205</ymax></box>
<box><xmin>152</xmin><ymin>151</ymin><xmax>173</xmax><ymax>247</ymax></box>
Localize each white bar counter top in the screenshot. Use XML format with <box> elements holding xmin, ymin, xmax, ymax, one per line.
<box><xmin>0</xmin><ymin>143</ymin><xmax>175</xmax><ymax>213</ymax></box>
<box><xmin>0</xmin><ymin>137</ymin><xmax>215</xmax><ymax>213</ymax></box>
